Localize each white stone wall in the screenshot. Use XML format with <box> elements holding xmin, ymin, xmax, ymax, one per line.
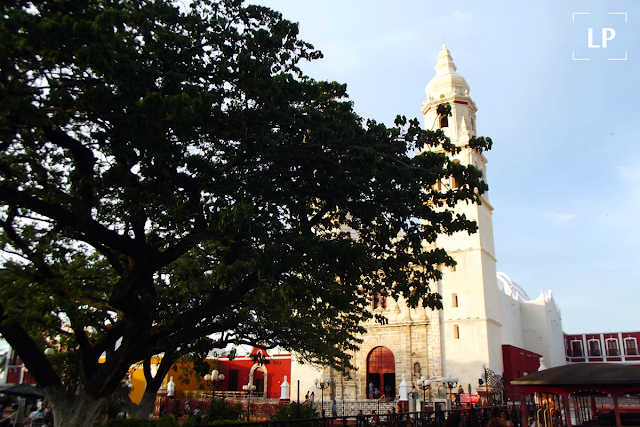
<box><xmin>520</xmin><ymin>291</ymin><xmax>565</xmax><ymax>368</ymax></box>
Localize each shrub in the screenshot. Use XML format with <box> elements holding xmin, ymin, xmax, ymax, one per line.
<box><xmin>104</xmin><ymin>420</ymin><xmax>159</xmax><ymax>427</ymax></box>
<box><xmin>157</xmin><ymin>416</ymin><xmax>178</xmax><ymax>427</ymax></box>
<box><xmin>204</xmin><ymin>398</ymin><xmax>243</xmax><ymax>422</ymax></box>
<box><xmin>270</xmin><ymin>402</ymin><xmax>319</xmax><ymax>421</ymax></box>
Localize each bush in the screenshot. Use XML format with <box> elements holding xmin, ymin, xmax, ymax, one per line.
<box><xmin>270</xmin><ymin>402</ymin><xmax>319</xmax><ymax>421</ymax></box>
<box><xmin>207</xmin><ymin>421</ymin><xmax>246</xmax><ymax>425</ymax></box>
<box><xmin>204</xmin><ymin>398</ymin><xmax>243</xmax><ymax>422</ymax></box>
<box><xmin>104</xmin><ymin>420</ymin><xmax>160</xmax><ymax>427</ymax></box>
<box><xmin>157</xmin><ymin>416</ymin><xmax>178</xmax><ymax>427</ymax></box>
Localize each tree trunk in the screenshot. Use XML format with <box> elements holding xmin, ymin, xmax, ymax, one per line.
<box><xmin>46</xmin><ymin>391</ymin><xmax>106</xmax><ymax>427</ymax></box>
<box><xmin>124</xmin><ymin>389</ymin><xmax>157</xmax><ymax>420</ymax></box>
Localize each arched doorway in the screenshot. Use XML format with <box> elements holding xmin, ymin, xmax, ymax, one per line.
<box><xmin>367</xmin><ymin>346</ymin><xmax>395</xmax><ymax>399</ymax></box>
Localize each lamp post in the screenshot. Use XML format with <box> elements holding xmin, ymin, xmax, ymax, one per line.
<box><xmin>242</xmin><ymin>384</ymin><xmax>256</xmax><ymax>421</ymax></box>
<box><xmin>416</xmin><ymin>376</ymin><xmax>432</xmax><ymax>405</ymax></box>
<box><xmin>204</xmin><ymin>369</ymin><xmax>225</xmax><ymax>401</ymax></box>
<box><xmin>440</xmin><ymin>373</ymin><xmax>459</xmax><ymax>408</ymax></box>
<box><xmin>314</xmin><ymin>376</ymin><xmax>331</xmax><ymax>416</ymax></box>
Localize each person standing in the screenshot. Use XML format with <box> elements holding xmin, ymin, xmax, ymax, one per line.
<box><xmin>310</xmin><ymin>391</ymin><xmax>315</xmax><ymax>402</ymax></box>
<box><xmin>501</xmin><ymin>410</ymin><xmax>514</xmax><ymax>427</ymax></box>
<box><xmin>488</xmin><ymin>408</ymin><xmax>506</xmax><ymax>427</ymax></box>
<box><xmin>331</xmin><ymin>400</ymin><xmax>338</xmax><ymax>417</ymax></box>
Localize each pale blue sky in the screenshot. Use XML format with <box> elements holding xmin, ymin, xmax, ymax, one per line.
<box><xmin>252</xmin><ymin>0</ymin><xmax>640</xmax><ymax>334</ymax></box>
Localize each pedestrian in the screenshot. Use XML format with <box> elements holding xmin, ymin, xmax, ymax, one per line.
<box><xmin>310</xmin><ymin>391</ymin><xmax>315</xmax><ymax>402</ymax></box>
<box><xmin>501</xmin><ymin>410</ymin><xmax>514</xmax><ymax>427</ymax></box>
<box><xmin>445</xmin><ymin>413</ymin><xmax>463</xmax><ymax>427</ymax></box>
<box><xmin>356</xmin><ymin>410</ymin><xmax>366</xmax><ymax>427</ymax></box>
<box><xmin>488</xmin><ymin>408</ymin><xmax>505</xmax><ymax>427</ymax></box>
<box><xmin>331</xmin><ymin>400</ymin><xmax>338</xmax><ymax>417</ymax></box>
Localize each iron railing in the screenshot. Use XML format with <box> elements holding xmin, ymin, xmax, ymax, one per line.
<box><xmin>201</xmin><ymin>406</ymin><xmax>515</xmax><ymax>427</ymax></box>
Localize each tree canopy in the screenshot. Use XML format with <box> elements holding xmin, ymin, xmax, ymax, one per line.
<box><xmin>0</xmin><ymin>0</ymin><xmax>490</xmax><ymax>425</ymax></box>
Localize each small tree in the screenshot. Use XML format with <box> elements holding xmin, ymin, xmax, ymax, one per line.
<box><xmin>0</xmin><ymin>0</ymin><xmax>491</xmax><ymax>426</ymax></box>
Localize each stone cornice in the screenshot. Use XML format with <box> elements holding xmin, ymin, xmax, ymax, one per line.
<box><xmin>447</xmin><ymin>247</ymin><xmax>497</xmax><ymax>262</ymax></box>
<box><xmin>442</xmin><ymin>317</ymin><xmax>502</xmax><ymax>327</ymax></box>
<box><xmin>364</xmin><ymin>319</ymin><xmax>430</xmax><ymax>329</ymax></box>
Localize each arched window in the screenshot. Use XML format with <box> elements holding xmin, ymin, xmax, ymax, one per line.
<box><xmin>588</xmin><ymin>339</ymin><xmax>601</xmax><ymax>357</ymax></box>
<box><xmin>439</xmin><ymin>114</ymin><xmax>448</xmax><ymax>128</ymax></box>
<box><xmin>373</xmin><ymin>293</ymin><xmax>386</xmax><ymax>310</ymax></box>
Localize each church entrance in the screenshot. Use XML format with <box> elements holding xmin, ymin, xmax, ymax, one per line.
<box><xmin>366</xmin><ymin>346</ymin><xmax>395</xmax><ymax>399</ymax></box>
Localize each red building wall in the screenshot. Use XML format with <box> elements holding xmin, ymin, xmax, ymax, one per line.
<box><xmin>502</xmin><ymin>345</ymin><xmax>541</xmax><ymax>403</ymax></box>
<box><xmin>212</xmin><ymin>351</ymin><xmax>292</xmax><ymax>397</ymax></box>
<box><xmin>4</xmin><ymin>349</ymin><xmax>34</xmax><ymax>385</ymax></box>
<box><xmin>564</xmin><ymin>332</ymin><xmax>640</xmax><ymax>365</ymax></box>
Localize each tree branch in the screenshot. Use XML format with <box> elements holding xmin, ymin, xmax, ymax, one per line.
<box><xmin>0</xmin><ymin>186</ymin><xmax>139</xmax><ymax>257</ymax></box>
<box><xmin>0</xmin><ymin>305</ymin><xmax>62</xmax><ymax>391</ymax></box>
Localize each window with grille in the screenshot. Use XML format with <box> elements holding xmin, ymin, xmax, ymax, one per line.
<box><xmin>606</xmin><ymin>339</ymin><xmax>620</xmax><ymax>356</ymax></box>
<box><xmin>625</xmin><ymin>338</ymin><xmax>638</xmax><ymax>356</ymax></box>
<box><xmin>588</xmin><ymin>340</ymin><xmax>601</xmax><ymax>357</ymax></box>
<box><xmin>570</xmin><ymin>341</ymin><xmax>583</xmax><ymax>357</ymax></box>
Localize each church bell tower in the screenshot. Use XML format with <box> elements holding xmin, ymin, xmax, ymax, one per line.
<box><xmin>422</xmin><ymin>45</ymin><xmax>503</xmax><ymax>391</ymax></box>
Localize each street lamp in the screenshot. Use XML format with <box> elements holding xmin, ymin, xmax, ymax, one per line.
<box><xmin>314</xmin><ymin>377</ymin><xmax>331</xmax><ymax>416</ymax></box>
<box><xmin>242</xmin><ymin>383</ymin><xmax>256</xmax><ymax>421</ymax></box>
<box><xmin>440</xmin><ymin>373</ymin><xmax>459</xmax><ymax>407</ymax></box>
<box><xmin>416</xmin><ymin>376</ymin><xmax>432</xmax><ymax>404</ymax></box>
<box><xmin>204</xmin><ymin>369</ymin><xmax>225</xmax><ymax>400</ymax></box>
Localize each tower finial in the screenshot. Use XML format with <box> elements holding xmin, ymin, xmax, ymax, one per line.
<box><xmin>442</xmin><ymin>43</ymin><xmax>448</xmax><ymax>50</ymax></box>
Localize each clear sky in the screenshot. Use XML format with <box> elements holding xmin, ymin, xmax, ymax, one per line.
<box><xmin>251</xmin><ymin>0</ymin><xmax>640</xmax><ymax>334</ymax></box>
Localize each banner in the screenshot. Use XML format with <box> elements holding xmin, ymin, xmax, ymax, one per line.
<box><xmin>460</xmin><ymin>394</ymin><xmax>480</xmax><ymax>404</ymax></box>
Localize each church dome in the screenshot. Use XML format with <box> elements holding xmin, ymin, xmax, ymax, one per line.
<box><xmin>425</xmin><ymin>45</ymin><xmax>470</xmax><ymax>99</ymax></box>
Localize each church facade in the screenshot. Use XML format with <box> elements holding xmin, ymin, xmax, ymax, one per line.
<box><xmin>291</xmin><ymin>47</ymin><xmax>565</xmax><ymax>403</ymax></box>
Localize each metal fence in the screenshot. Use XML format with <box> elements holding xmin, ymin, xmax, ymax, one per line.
<box><xmin>313</xmin><ymin>400</ymin><xmax>399</xmax><ymax>418</ymax></box>
<box><xmin>204</xmin><ymin>405</ymin><xmax>519</xmax><ymax>427</ymax></box>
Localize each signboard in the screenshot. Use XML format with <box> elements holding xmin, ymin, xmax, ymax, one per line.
<box><xmin>460</xmin><ymin>394</ymin><xmax>480</xmax><ymax>404</ymax></box>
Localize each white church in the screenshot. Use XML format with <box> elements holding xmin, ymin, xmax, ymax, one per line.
<box><xmin>290</xmin><ymin>46</ymin><xmax>566</xmax><ymax>403</ymax></box>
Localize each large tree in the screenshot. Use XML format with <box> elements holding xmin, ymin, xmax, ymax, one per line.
<box><xmin>0</xmin><ymin>0</ymin><xmax>491</xmax><ymax>425</ymax></box>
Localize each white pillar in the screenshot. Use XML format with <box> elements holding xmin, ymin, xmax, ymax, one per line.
<box><xmin>399</xmin><ymin>374</ymin><xmax>409</xmax><ymax>401</ymax></box>
<box><xmin>167</xmin><ymin>376</ymin><xmax>175</xmax><ymax>396</ymax></box>
<box><xmin>280</xmin><ymin>376</ymin><xmax>290</xmax><ymax>401</ymax></box>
